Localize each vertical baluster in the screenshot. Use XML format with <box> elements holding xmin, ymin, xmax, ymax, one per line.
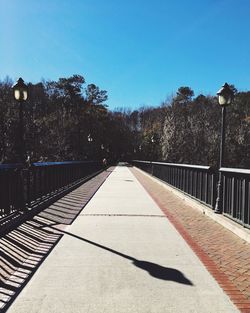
<box><xmin>200</xmin><ymin>171</ymin><xmax>203</xmax><ymax>201</ymax></box>
<box><xmin>205</xmin><ymin>173</ymin><xmax>208</xmax><ymax>204</ymax></box>
<box><xmin>231</xmin><ymin>176</ymin><xmax>235</xmax><ymax>218</ymax></box>
<box><xmin>242</xmin><ymin>178</ymin><xmax>246</xmax><ymax>226</ymax></box>
<box><xmin>211</xmin><ymin>173</ymin><xmax>215</xmax><ymax>208</ymax></box>
<box><xmin>222</xmin><ymin>174</ymin><xmax>226</xmax><ymax>214</ymax></box>
<box><xmin>27</xmin><ymin>168</ymin><xmax>31</xmax><ymax>207</ymax></box>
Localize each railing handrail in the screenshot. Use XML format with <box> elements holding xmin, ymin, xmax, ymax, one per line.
<box><xmin>132</xmin><ymin>160</ymin><xmax>212</xmax><ymax>171</ymax></box>
<box><xmin>0</xmin><ymin>163</ymin><xmax>24</xmax><ymax>169</ymax></box>
<box><xmin>32</xmin><ymin>160</ymin><xmax>99</xmax><ymax>167</ymax></box>
<box><xmin>0</xmin><ymin>160</ymin><xmax>100</xmax><ymax>170</ymax></box>
<box><xmin>220</xmin><ymin>167</ymin><xmax>250</xmax><ymax>175</ymax></box>
<box><xmin>133</xmin><ymin>161</ymin><xmax>250</xmax><ymax>174</ymax></box>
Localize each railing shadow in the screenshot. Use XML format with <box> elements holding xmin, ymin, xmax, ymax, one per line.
<box><xmin>0</xmin><ymin>170</ymin><xmax>111</xmax><ymax>312</ymax></box>
<box><xmin>0</xmin><ymin>218</ymin><xmax>62</xmax><ymax>312</ymax></box>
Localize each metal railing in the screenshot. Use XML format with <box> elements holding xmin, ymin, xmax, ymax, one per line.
<box><xmin>0</xmin><ymin>161</ymin><xmax>102</xmax><ymax>219</ymax></box>
<box><xmin>131</xmin><ymin>160</ymin><xmax>217</xmax><ymax>208</ymax></box>
<box><xmin>132</xmin><ymin>160</ymin><xmax>250</xmax><ymax>228</ymax></box>
<box><xmin>0</xmin><ymin>163</ymin><xmax>24</xmax><ymax>217</ymax></box>
<box><xmin>221</xmin><ymin>167</ymin><xmax>250</xmax><ymax>228</ymax></box>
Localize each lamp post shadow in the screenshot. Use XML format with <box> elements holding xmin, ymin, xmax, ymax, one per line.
<box><xmin>55</xmin><ymin>228</ymin><xmax>193</xmax><ymax>286</ymax></box>
<box><xmin>132</xmin><ymin>259</ymin><xmax>193</xmax><ymax>285</ymax></box>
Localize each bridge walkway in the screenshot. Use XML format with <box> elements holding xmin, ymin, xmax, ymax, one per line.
<box><xmin>1</xmin><ymin>165</ymin><xmax>250</xmax><ymax>312</ymax></box>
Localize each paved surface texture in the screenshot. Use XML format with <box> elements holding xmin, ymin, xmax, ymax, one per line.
<box><xmin>131</xmin><ymin>167</ymin><xmax>250</xmax><ymax>313</ymax></box>
<box><xmin>4</xmin><ymin>166</ymin><xmax>239</xmax><ymax>313</ymax></box>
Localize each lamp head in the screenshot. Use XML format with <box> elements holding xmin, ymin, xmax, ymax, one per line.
<box><xmin>12</xmin><ymin>77</ymin><xmax>28</xmax><ymax>101</ymax></box>
<box><xmin>87</xmin><ymin>134</ymin><xmax>93</xmax><ymax>142</ymax></box>
<box><xmin>216</xmin><ymin>83</ymin><xmax>234</xmax><ymax>106</ymax></box>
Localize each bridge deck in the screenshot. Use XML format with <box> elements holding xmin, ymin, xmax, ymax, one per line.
<box><xmin>1</xmin><ymin>165</ymin><xmax>250</xmax><ymax>312</ymax></box>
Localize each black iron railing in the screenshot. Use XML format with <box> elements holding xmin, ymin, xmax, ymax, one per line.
<box><xmin>132</xmin><ymin>160</ymin><xmax>250</xmax><ymax>228</ymax></box>
<box><xmin>0</xmin><ymin>163</ymin><xmax>24</xmax><ymax>217</ymax></box>
<box><xmin>0</xmin><ymin>161</ymin><xmax>102</xmax><ymax>219</ymax></box>
<box><xmin>221</xmin><ymin>167</ymin><xmax>250</xmax><ymax>229</ymax></box>
<box><xmin>132</xmin><ymin>160</ymin><xmax>217</xmax><ymax>208</ymax></box>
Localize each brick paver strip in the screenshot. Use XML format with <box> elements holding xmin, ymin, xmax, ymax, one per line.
<box><xmin>131</xmin><ymin>167</ymin><xmax>250</xmax><ymax>313</ymax></box>
<box><xmin>0</xmin><ymin>169</ymin><xmax>111</xmax><ymax>312</ymax></box>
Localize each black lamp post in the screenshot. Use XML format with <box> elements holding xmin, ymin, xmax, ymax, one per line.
<box><xmin>12</xmin><ymin>78</ymin><xmax>28</xmax><ymax>163</ymax></box>
<box><xmin>214</xmin><ymin>83</ymin><xmax>234</xmax><ymax>214</ymax></box>
<box><xmin>151</xmin><ymin>135</ymin><xmax>157</xmax><ymax>161</ymax></box>
<box><xmin>100</xmin><ymin>144</ymin><xmax>105</xmax><ymax>158</ymax></box>
<box><xmin>87</xmin><ymin>134</ymin><xmax>93</xmax><ymax>159</ymax></box>
<box><xmin>138</xmin><ymin>145</ymin><xmax>142</xmax><ymax>159</ymax></box>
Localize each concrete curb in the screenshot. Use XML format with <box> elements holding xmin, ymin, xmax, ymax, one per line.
<box><xmin>133</xmin><ymin>166</ymin><xmax>250</xmax><ymax>244</ymax></box>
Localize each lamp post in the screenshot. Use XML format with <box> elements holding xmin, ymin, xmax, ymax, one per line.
<box><xmin>100</xmin><ymin>144</ymin><xmax>105</xmax><ymax>159</ymax></box>
<box><xmin>87</xmin><ymin>134</ymin><xmax>93</xmax><ymax>159</ymax></box>
<box><xmin>151</xmin><ymin>135</ymin><xmax>157</xmax><ymax>161</ymax></box>
<box><xmin>214</xmin><ymin>83</ymin><xmax>234</xmax><ymax>214</ymax></box>
<box><xmin>12</xmin><ymin>78</ymin><xmax>28</xmax><ymax>163</ymax></box>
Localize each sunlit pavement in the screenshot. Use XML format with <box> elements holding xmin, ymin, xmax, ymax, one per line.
<box><xmin>6</xmin><ymin>166</ymin><xmax>239</xmax><ymax>313</ymax></box>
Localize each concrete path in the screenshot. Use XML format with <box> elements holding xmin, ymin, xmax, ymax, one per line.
<box><xmin>6</xmin><ymin>166</ymin><xmax>238</xmax><ymax>313</ymax></box>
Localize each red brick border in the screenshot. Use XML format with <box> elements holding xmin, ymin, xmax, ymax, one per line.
<box><xmin>132</xmin><ymin>169</ymin><xmax>250</xmax><ymax>313</ymax></box>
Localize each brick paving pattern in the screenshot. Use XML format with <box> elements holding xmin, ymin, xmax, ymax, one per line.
<box><xmin>131</xmin><ymin>167</ymin><xmax>250</xmax><ymax>313</ymax></box>
<box><xmin>0</xmin><ymin>169</ymin><xmax>111</xmax><ymax>312</ymax></box>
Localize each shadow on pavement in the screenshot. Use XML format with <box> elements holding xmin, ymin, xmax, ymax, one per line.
<box><xmin>0</xmin><ymin>219</ymin><xmax>62</xmax><ymax>312</ymax></box>
<box><xmin>53</xmin><ymin>228</ymin><xmax>193</xmax><ymax>286</ymax></box>
<box><xmin>133</xmin><ymin>260</ymin><xmax>193</xmax><ymax>285</ymax></box>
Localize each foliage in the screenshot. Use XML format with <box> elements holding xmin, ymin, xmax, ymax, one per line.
<box><xmin>161</xmin><ymin>88</ymin><xmax>250</xmax><ymax>168</ymax></box>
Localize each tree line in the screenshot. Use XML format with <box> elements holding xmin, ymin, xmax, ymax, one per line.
<box><xmin>0</xmin><ymin>75</ymin><xmax>250</xmax><ymax>168</ymax></box>
<box><xmin>134</xmin><ymin>86</ymin><xmax>250</xmax><ymax>168</ymax></box>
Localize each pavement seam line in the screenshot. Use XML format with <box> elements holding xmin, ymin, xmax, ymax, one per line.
<box><xmin>82</xmin><ymin>213</ymin><xmax>166</xmax><ymax>217</ymax></box>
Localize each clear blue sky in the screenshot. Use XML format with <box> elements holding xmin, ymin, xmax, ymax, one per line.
<box><xmin>1</xmin><ymin>0</ymin><xmax>250</xmax><ymax>110</ymax></box>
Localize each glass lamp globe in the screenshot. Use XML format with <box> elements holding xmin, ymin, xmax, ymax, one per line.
<box><xmin>12</xmin><ymin>78</ymin><xmax>28</xmax><ymax>101</ymax></box>
<box><xmin>217</xmin><ymin>83</ymin><xmax>234</xmax><ymax>106</ymax></box>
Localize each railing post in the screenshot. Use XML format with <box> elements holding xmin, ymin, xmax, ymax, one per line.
<box><xmin>18</xmin><ymin>168</ymin><xmax>26</xmax><ymax>211</ymax></box>
<box><xmin>26</xmin><ymin>168</ymin><xmax>31</xmax><ymax>207</ymax></box>
<box><xmin>151</xmin><ymin>162</ymin><xmax>154</xmax><ymax>176</ymax></box>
